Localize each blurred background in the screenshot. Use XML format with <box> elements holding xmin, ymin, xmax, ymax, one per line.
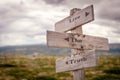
<box><xmin>0</xmin><ymin>0</ymin><xmax>120</xmax><ymax>80</ymax></box>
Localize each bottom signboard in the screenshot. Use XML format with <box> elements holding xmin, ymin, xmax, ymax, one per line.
<box><xmin>56</xmin><ymin>50</ymin><xmax>98</xmax><ymax>73</ymax></box>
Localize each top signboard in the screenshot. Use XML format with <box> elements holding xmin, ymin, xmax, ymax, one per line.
<box><xmin>55</xmin><ymin>5</ymin><xmax>94</xmax><ymax>32</ymax></box>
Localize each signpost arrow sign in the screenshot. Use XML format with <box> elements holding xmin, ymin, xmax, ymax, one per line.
<box><xmin>85</xmin><ymin>12</ymin><xmax>89</xmax><ymax>17</ymax></box>
<box><xmin>55</xmin><ymin>5</ymin><xmax>94</xmax><ymax>32</ymax></box>
<box><xmin>47</xmin><ymin>31</ymin><xmax>109</xmax><ymax>51</ymax></box>
<box><xmin>56</xmin><ymin>49</ymin><xmax>98</xmax><ymax>73</ymax></box>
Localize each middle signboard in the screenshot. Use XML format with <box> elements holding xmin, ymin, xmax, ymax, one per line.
<box><xmin>47</xmin><ymin>31</ymin><xmax>109</xmax><ymax>51</ymax></box>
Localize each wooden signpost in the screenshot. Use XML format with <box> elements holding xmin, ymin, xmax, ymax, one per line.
<box><xmin>46</xmin><ymin>5</ymin><xmax>109</xmax><ymax>80</ymax></box>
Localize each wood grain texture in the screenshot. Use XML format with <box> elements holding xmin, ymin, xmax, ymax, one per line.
<box><xmin>70</xmin><ymin>25</ymin><xmax>85</xmax><ymax>80</ymax></box>
<box><xmin>73</xmin><ymin>69</ymin><xmax>85</xmax><ymax>80</ymax></box>
<box><xmin>55</xmin><ymin>5</ymin><xmax>94</xmax><ymax>32</ymax></box>
<box><xmin>56</xmin><ymin>49</ymin><xmax>98</xmax><ymax>73</ymax></box>
<box><xmin>47</xmin><ymin>31</ymin><xmax>109</xmax><ymax>51</ymax></box>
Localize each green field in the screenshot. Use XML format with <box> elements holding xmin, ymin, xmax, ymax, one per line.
<box><xmin>0</xmin><ymin>54</ymin><xmax>120</xmax><ymax>80</ymax></box>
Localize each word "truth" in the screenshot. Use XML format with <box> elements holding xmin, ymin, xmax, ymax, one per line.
<box><xmin>66</xmin><ymin>57</ymin><xmax>87</xmax><ymax>65</ymax></box>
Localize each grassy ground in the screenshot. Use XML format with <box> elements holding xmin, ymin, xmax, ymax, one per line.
<box><xmin>0</xmin><ymin>54</ymin><xmax>119</xmax><ymax>80</ymax></box>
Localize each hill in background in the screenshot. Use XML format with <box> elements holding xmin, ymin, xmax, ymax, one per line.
<box><xmin>0</xmin><ymin>43</ymin><xmax>120</xmax><ymax>56</ymax></box>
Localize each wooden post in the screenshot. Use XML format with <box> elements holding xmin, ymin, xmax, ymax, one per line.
<box><xmin>73</xmin><ymin>69</ymin><xmax>85</xmax><ymax>80</ymax></box>
<box><xmin>70</xmin><ymin>8</ymin><xmax>85</xmax><ymax>80</ymax></box>
<box><xmin>71</xmin><ymin>27</ymin><xmax>85</xmax><ymax>80</ymax></box>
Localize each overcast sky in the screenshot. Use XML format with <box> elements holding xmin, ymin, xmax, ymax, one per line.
<box><xmin>0</xmin><ymin>0</ymin><xmax>120</xmax><ymax>47</ymax></box>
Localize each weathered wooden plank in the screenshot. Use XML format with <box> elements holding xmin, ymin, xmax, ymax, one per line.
<box><xmin>47</xmin><ymin>31</ymin><xmax>109</xmax><ymax>50</ymax></box>
<box><xmin>55</xmin><ymin>5</ymin><xmax>94</xmax><ymax>32</ymax></box>
<box><xmin>56</xmin><ymin>50</ymin><xmax>98</xmax><ymax>73</ymax></box>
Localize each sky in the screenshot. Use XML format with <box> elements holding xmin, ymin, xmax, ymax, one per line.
<box><xmin>0</xmin><ymin>0</ymin><xmax>120</xmax><ymax>47</ymax></box>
